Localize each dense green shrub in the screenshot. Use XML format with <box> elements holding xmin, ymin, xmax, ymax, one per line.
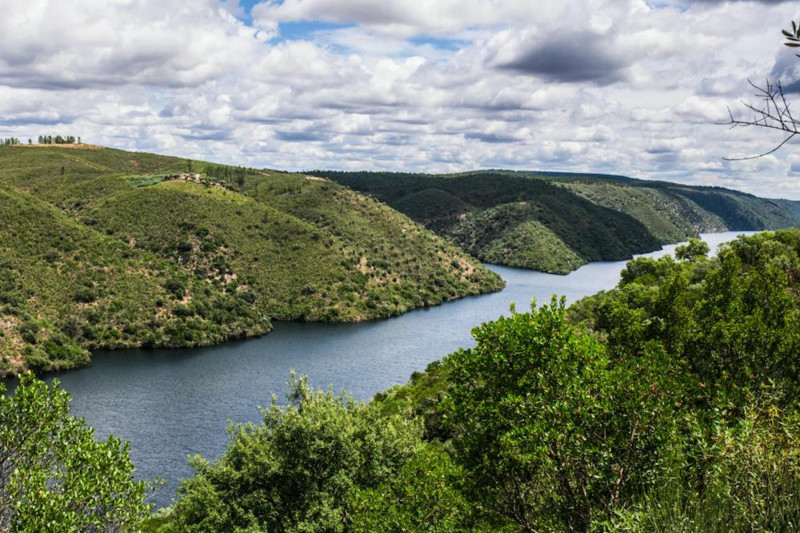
<box><xmin>0</xmin><ymin>375</ymin><xmax>151</xmax><ymax>532</ymax></box>
<box><xmin>606</xmin><ymin>403</ymin><xmax>800</xmax><ymax>532</ymax></box>
<box><xmin>443</xmin><ymin>299</ymin><xmax>680</xmax><ymax>531</ymax></box>
<box><xmin>348</xmin><ymin>445</ymin><xmax>499</xmax><ymax>532</ymax></box>
<box><xmin>157</xmin><ymin>375</ymin><xmax>422</xmax><ymax>532</ymax></box>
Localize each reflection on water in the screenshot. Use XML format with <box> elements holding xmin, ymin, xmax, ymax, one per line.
<box><xmin>17</xmin><ymin>232</ymin><xmax>753</xmax><ymax>507</ymax></box>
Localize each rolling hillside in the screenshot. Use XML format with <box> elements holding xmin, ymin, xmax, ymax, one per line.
<box><xmin>0</xmin><ymin>146</ymin><xmax>503</xmax><ymax>374</ymax></box>
<box><xmin>312</xmin><ymin>170</ymin><xmax>800</xmax><ymax>273</ymax></box>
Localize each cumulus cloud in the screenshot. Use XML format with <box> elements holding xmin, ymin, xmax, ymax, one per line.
<box><xmin>0</xmin><ymin>0</ymin><xmax>257</xmax><ymax>89</ymax></box>
<box><xmin>252</xmin><ymin>0</ymin><xmax>533</xmax><ymax>37</ymax></box>
<box><xmin>497</xmin><ymin>32</ymin><xmax>628</xmax><ymax>84</ymax></box>
<box><xmin>2</xmin><ymin>0</ymin><xmax>800</xmax><ymax>199</ymax></box>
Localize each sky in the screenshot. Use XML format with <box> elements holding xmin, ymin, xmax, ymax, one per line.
<box><xmin>3</xmin><ymin>1</ymin><xmax>800</xmax><ymax>199</ymax></box>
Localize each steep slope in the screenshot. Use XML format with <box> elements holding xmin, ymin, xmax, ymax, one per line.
<box><xmin>0</xmin><ymin>181</ymin><xmax>269</xmax><ymax>375</ymax></box>
<box><xmin>314</xmin><ymin>171</ymin><xmax>800</xmax><ymax>273</ymax></box>
<box><xmin>558</xmin><ymin>180</ymin><xmax>726</xmax><ymax>240</ymax></box>
<box><xmin>0</xmin><ymin>146</ymin><xmax>502</xmax><ymax>374</ymax></box>
<box><xmin>389</xmin><ymin>188</ymin><xmax>475</xmax><ymax>232</ymax></box>
<box><xmin>664</xmin><ymin>185</ymin><xmax>796</xmax><ymax>230</ymax></box>
<box><xmin>445</xmin><ymin>199</ymin><xmax>659</xmax><ymax>273</ymax></box>
<box><xmin>560</xmin><ymin>180</ymin><xmax>797</xmax><ymax>233</ymax></box>
<box><xmin>451</xmin><ymin>214</ymin><xmax>584</xmax><ymax>273</ymax></box>
<box><xmin>239</xmin><ymin>173</ymin><xmax>503</xmax><ymax>314</ymax></box>
<box><xmin>774</xmin><ymin>198</ymin><xmax>800</xmax><ymax>219</ymax></box>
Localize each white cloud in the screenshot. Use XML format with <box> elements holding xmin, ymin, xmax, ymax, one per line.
<box><xmin>0</xmin><ymin>0</ymin><xmax>257</xmax><ymax>89</ymax></box>
<box><xmin>2</xmin><ymin>0</ymin><xmax>800</xmax><ymax>198</ymax></box>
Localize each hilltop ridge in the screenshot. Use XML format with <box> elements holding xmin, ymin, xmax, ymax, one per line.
<box><xmin>312</xmin><ymin>170</ymin><xmax>800</xmax><ymax>273</ymax></box>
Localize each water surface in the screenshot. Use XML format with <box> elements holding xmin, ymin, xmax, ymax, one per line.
<box><xmin>39</xmin><ymin>232</ymin><xmax>751</xmax><ymax>506</ymax></box>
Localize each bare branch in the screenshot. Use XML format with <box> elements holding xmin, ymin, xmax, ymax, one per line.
<box><xmin>722</xmin><ymin>80</ymin><xmax>800</xmax><ymax>159</ymax></box>
<box><xmin>723</xmin><ymin>132</ymin><xmax>798</xmax><ymax>161</ymax></box>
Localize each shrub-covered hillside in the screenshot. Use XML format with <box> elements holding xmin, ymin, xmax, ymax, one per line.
<box><xmin>312</xmin><ymin>170</ymin><xmax>800</xmax><ymax>273</ymax></box>
<box><xmin>0</xmin><ymin>145</ymin><xmax>502</xmax><ymax>374</ymax></box>
<box><xmin>0</xmin><ymin>181</ymin><xmax>269</xmax><ymax>375</ymax></box>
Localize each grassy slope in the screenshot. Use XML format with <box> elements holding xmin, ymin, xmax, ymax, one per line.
<box><xmin>665</xmin><ymin>185</ymin><xmax>797</xmax><ymax>230</ymax></box>
<box><xmin>562</xmin><ymin>180</ymin><xmax>798</xmax><ymax>233</ymax></box>
<box><xmin>313</xmin><ymin>171</ymin><xmax>800</xmax><ymax>274</ymax></box>
<box><xmin>241</xmin><ymin>173</ymin><xmax>503</xmax><ymax>316</ymax></box>
<box><xmin>774</xmin><ymin>198</ymin><xmax>800</xmax><ymax>219</ymax></box>
<box><xmin>0</xmin><ymin>146</ymin><xmax>502</xmax><ymax>374</ymax></box>
<box><xmin>457</xmin><ymin>215</ymin><xmax>585</xmax><ymax>273</ymax></box>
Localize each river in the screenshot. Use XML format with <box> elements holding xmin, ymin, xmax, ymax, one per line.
<box><xmin>37</xmin><ymin>232</ymin><xmax>751</xmax><ymax>507</ymax></box>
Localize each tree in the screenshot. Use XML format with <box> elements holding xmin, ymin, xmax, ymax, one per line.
<box><xmin>674</xmin><ymin>237</ymin><xmax>710</xmax><ymax>262</ymax></box>
<box><xmin>0</xmin><ymin>374</ymin><xmax>151</xmax><ymax>532</ymax></box>
<box><xmin>162</xmin><ymin>374</ymin><xmax>422</xmax><ymax>532</ymax></box>
<box><xmin>442</xmin><ymin>299</ymin><xmax>678</xmax><ymax>532</ymax></box>
<box><xmin>723</xmin><ymin>20</ymin><xmax>800</xmax><ymax>159</ymax></box>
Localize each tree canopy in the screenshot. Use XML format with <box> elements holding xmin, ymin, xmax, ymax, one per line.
<box><xmin>0</xmin><ymin>374</ymin><xmax>151</xmax><ymax>532</ymax></box>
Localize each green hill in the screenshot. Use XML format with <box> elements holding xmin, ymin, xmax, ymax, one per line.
<box><xmin>0</xmin><ymin>181</ymin><xmax>269</xmax><ymax>375</ymax></box>
<box><xmin>557</xmin><ymin>180</ymin><xmax>717</xmax><ymax>242</ymax></box>
<box><xmin>312</xmin><ymin>170</ymin><xmax>800</xmax><ymax>273</ymax></box>
<box><xmin>0</xmin><ymin>146</ymin><xmax>502</xmax><ymax>374</ymax></box>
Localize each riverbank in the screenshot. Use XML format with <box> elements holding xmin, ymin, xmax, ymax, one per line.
<box><xmin>35</xmin><ymin>232</ymin><xmax>754</xmax><ymax>508</ymax></box>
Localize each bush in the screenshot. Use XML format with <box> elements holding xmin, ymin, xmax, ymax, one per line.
<box><xmin>73</xmin><ymin>287</ymin><xmax>97</xmax><ymax>303</ymax></box>
<box><xmin>163</xmin><ymin>375</ymin><xmax>423</xmax><ymax>532</ymax></box>
<box><xmin>0</xmin><ymin>375</ymin><xmax>151</xmax><ymax>531</ymax></box>
<box><xmin>443</xmin><ymin>298</ymin><xmax>679</xmax><ymax>531</ymax></box>
<box><xmin>607</xmin><ymin>403</ymin><xmax>800</xmax><ymax>532</ymax></box>
<box><xmin>348</xmin><ymin>445</ymin><xmax>495</xmax><ymax>532</ymax></box>
<box><xmin>18</xmin><ymin>320</ymin><xmax>39</xmax><ymax>344</ymax></box>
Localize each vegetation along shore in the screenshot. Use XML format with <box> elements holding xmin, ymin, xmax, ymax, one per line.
<box><xmin>0</xmin><ymin>144</ymin><xmax>502</xmax><ymax>375</ymax></box>
<box><xmin>5</xmin><ymin>231</ymin><xmax>800</xmax><ymax>531</ymax></box>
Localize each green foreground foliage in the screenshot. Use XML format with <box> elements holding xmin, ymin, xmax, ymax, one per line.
<box><xmin>444</xmin><ymin>300</ymin><xmax>679</xmax><ymax>531</ymax></box>
<box><xmin>148</xmin><ymin>376</ymin><xmax>465</xmax><ymax>533</ymax></box>
<box><xmin>12</xmin><ymin>230</ymin><xmax>800</xmax><ymax>532</ymax></box>
<box><xmin>0</xmin><ymin>375</ymin><xmax>150</xmax><ymax>532</ymax></box>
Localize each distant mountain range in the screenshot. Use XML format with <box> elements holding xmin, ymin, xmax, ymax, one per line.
<box><xmin>310</xmin><ymin>170</ymin><xmax>800</xmax><ymax>274</ymax></box>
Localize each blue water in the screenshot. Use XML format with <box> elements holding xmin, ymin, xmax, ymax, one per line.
<box><xmin>32</xmin><ymin>232</ymin><xmax>752</xmax><ymax>507</ymax></box>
